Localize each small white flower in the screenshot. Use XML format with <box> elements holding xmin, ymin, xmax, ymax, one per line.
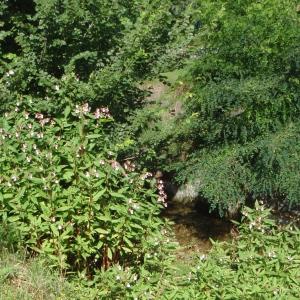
<box><xmin>126</xmin><ymin>283</ymin><xmax>131</xmax><ymax>288</ymax></box>
<box><xmin>199</xmin><ymin>254</ymin><xmax>206</xmax><ymax>261</ymax></box>
<box><xmin>58</xmin><ymin>224</ymin><xmax>63</xmax><ymax>230</ymax></box>
<box><xmin>267</xmin><ymin>250</ymin><xmax>276</xmax><ymax>258</ymax></box>
<box><xmin>40</xmin><ymin>118</ymin><xmax>50</xmax><ymax>127</ymax></box>
<box><xmin>11</xmin><ymin>175</ymin><xmax>18</xmax><ymax>182</ymax></box>
<box><xmin>35</xmin><ymin>113</ymin><xmax>44</xmax><ymax>120</ymax></box>
<box><xmin>6</xmin><ymin>70</ymin><xmax>14</xmax><ymax>76</ymax></box>
<box><xmin>54</xmin><ymin>85</ymin><xmax>60</xmax><ymax>91</ymax></box>
<box><xmin>116</xmin><ymin>275</ymin><xmax>121</xmax><ymax>281</ymax></box>
<box><xmin>82</xmin><ymin>103</ymin><xmax>90</xmax><ymax>114</ymax></box>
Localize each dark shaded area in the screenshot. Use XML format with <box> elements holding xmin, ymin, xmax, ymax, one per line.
<box><xmin>7</xmin><ymin>0</ymin><xmax>35</xmax><ymax>14</ymax></box>
<box><xmin>163</xmin><ymin>202</ymin><xmax>233</xmax><ymax>255</ymax></box>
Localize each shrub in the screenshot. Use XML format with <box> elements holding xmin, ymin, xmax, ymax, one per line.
<box><xmin>0</xmin><ymin>100</ymin><xmax>166</xmax><ymax>274</ymax></box>
<box><xmin>152</xmin><ymin>0</ymin><xmax>300</xmax><ymax>213</ymax></box>
<box><xmin>192</xmin><ymin>202</ymin><xmax>300</xmax><ymax>299</ymax></box>
<box><xmin>0</xmin><ymin>0</ymin><xmax>195</xmax><ymax>117</ymax></box>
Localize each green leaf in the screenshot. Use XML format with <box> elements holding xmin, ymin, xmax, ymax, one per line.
<box><xmin>109</xmin><ymin>191</ymin><xmax>126</xmax><ymax>199</ymax></box>
<box><xmin>50</xmin><ymin>224</ymin><xmax>59</xmax><ymax>237</ymax></box>
<box><xmin>7</xmin><ymin>216</ymin><xmax>20</xmax><ymax>222</ymax></box>
<box><xmin>124</xmin><ymin>237</ymin><xmax>133</xmax><ymax>248</ymax></box>
<box><xmin>64</xmin><ymin>105</ymin><xmax>71</xmax><ymax>118</ymax></box>
<box><xmin>63</xmin><ymin>170</ymin><xmax>74</xmax><ymax>181</ymax></box>
<box><xmin>56</xmin><ymin>206</ymin><xmax>72</xmax><ymax>212</ymax></box>
<box><xmin>93</xmin><ymin>189</ymin><xmax>106</xmax><ymax>201</ymax></box>
<box><xmin>107</xmin><ymin>247</ymin><xmax>113</xmax><ymax>260</ymax></box>
<box><xmin>95</xmin><ymin>228</ymin><xmax>109</xmax><ymax>234</ymax></box>
<box><xmin>86</xmin><ymin>134</ymin><xmax>102</xmax><ymax>139</ymax></box>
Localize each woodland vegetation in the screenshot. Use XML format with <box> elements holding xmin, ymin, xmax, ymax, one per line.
<box><xmin>0</xmin><ymin>0</ymin><xmax>299</xmax><ymax>299</ymax></box>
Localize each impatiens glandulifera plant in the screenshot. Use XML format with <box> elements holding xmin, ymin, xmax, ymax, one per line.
<box><xmin>0</xmin><ymin>100</ymin><xmax>167</xmax><ymax>274</ymax></box>
<box><xmin>192</xmin><ymin>201</ymin><xmax>300</xmax><ymax>299</ymax></box>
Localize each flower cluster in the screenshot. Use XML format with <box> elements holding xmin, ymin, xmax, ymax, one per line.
<box><xmin>128</xmin><ymin>198</ymin><xmax>140</xmax><ymax>215</ymax></box>
<box><xmin>5</xmin><ymin>70</ymin><xmax>14</xmax><ymax>77</ymax></box>
<box><xmin>35</xmin><ymin>112</ymin><xmax>51</xmax><ymax>127</ymax></box>
<box><xmin>110</xmin><ymin>160</ymin><xmax>122</xmax><ymax>171</ymax></box>
<box><xmin>266</xmin><ymin>250</ymin><xmax>277</xmax><ymax>258</ymax></box>
<box><xmin>85</xmin><ymin>169</ymin><xmax>101</xmax><ymax>178</ymax></box>
<box><xmin>156</xmin><ymin>179</ymin><xmax>168</xmax><ymax>207</ymax></box>
<box><xmin>123</xmin><ymin>160</ymin><xmax>136</xmax><ymax>172</ymax></box>
<box><xmin>94</xmin><ymin>107</ymin><xmax>111</xmax><ymax>119</ymax></box>
<box><xmin>75</xmin><ymin>103</ymin><xmax>91</xmax><ymax>116</ymax></box>
<box><xmin>74</xmin><ymin>103</ymin><xmax>112</xmax><ymax>120</ymax></box>
<box><xmin>140</xmin><ymin>172</ymin><xmax>153</xmax><ymax>180</ymax></box>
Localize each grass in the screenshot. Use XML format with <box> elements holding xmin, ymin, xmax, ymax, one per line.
<box><xmin>0</xmin><ymin>250</ymin><xmax>70</xmax><ymax>300</ymax></box>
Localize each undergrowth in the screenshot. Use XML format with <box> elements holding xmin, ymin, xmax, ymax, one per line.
<box><xmin>1</xmin><ymin>202</ymin><xmax>299</xmax><ymax>300</ymax></box>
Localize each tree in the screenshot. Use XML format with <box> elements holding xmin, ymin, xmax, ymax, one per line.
<box><xmin>169</xmin><ymin>0</ymin><xmax>300</xmax><ymax>214</ymax></box>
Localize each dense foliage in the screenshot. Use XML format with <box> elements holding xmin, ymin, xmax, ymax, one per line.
<box><xmin>1</xmin><ymin>202</ymin><xmax>299</xmax><ymax>299</ymax></box>
<box><xmin>1</xmin><ymin>1</ymin><xmax>300</xmax><ymax>299</ymax></box>
<box><xmin>134</xmin><ymin>0</ymin><xmax>300</xmax><ymax>214</ymax></box>
<box><xmin>0</xmin><ymin>100</ymin><xmax>169</xmax><ymax>274</ymax></box>
<box><xmin>0</xmin><ymin>0</ymin><xmax>193</xmax><ymax>117</ymax></box>
<box><xmin>192</xmin><ymin>202</ymin><xmax>300</xmax><ymax>299</ymax></box>
<box><xmin>184</xmin><ymin>0</ymin><xmax>300</xmax><ymax>211</ymax></box>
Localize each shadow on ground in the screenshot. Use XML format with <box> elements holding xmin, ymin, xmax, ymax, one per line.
<box><xmin>163</xmin><ymin>202</ymin><xmax>233</xmax><ymax>263</ymax></box>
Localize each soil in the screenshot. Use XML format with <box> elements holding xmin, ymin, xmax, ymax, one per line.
<box><xmin>163</xmin><ymin>202</ymin><xmax>233</xmax><ymax>263</ymax></box>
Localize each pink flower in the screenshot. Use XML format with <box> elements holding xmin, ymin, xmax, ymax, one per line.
<box><xmin>39</xmin><ymin>118</ymin><xmax>50</xmax><ymax>127</ymax></box>
<box><xmin>35</xmin><ymin>113</ymin><xmax>44</xmax><ymax>120</ymax></box>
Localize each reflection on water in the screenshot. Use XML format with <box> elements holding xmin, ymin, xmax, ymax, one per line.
<box><xmin>163</xmin><ymin>202</ymin><xmax>233</xmax><ymax>260</ymax></box>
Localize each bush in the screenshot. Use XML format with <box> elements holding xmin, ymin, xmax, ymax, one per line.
<box><xmin>152</xmin><ymin>0</ymin><xmax>300</xmax><ymax>213</ymax></box>
<box><xmin>0</xmin><ymin>0</ymin><xmax>195</xmax><ymax>118</ymax></box>
<box><xmin>192</xmin><ymin>202</ymin><xmax>300</xmax><ymax>299</ymax></box>
<box><xmin>0</xmin><ymin>100</ymin><xmax>166</xmax><ymax>274</ymax></box>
